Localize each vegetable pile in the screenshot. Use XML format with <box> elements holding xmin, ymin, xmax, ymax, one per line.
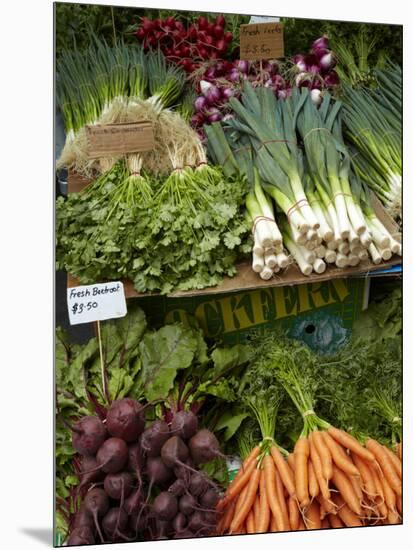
<box><xmin>216</xmin><ymin>332</ymin><xmax>402</xmax><ymax>533</ymax></box>
<box><xmin>205</xmin><ymin>80</ymin><xmax>401</xmax><ymax>279</ymax></box>
<box><xmin>135</xmin><ymin>14</ymin><xmax>234</xmax><ymax>71</ymax></box>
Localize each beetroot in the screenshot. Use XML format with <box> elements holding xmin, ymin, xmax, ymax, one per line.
<box><xmin>203</xmin><ymin>510</ymin><xmax>217</xmax><ymax>524</ymax></box>
<box><xmin>127</xmin><ymin>441</ymin><xmax>143</xmax><ymax>478</ymax></box>
<box><xmin>168</xmin><ymin>478</ymin><xmax>186</xmax><ymax>497</ymax></box>
<box><xmin>78</xmin><ymin>455</ymin><xmax>104</xmax><ymax>489</ymax></box>
<box><xmin>146</xmin><ymin>456</ymin><xmax>173</xmax><ymax>486</ymax></box>
<box><xmin>170</xmin><ymin>411</ymin><xmax>198</xmax><ymax>440</ymax></box>
<box><xmin>179</xmin><ymin>494</ymin><xmax>198</xmax><ymax>516</ymax></box>
<box><xmin>103</xmin><ymin>472</ymin><xmax>133</xmax><ymax>500</ymax></box>
<box><xmin>188</xmin><ymin>429</ymin><xmax>222</xmax><ymax>464</ymax></box>
<box><xmin>96</xmin><ymin>437</ymin><xmax>128</xmax><ymax>473</ymax></box>
<box><xmin>72</xmin><ymin>507</ymin><xmax>94</xmax><ymax>530</ymax></box>
<box><xmin>172</xmin><ymin>512</ymin><xmax>187</xmax><ymax>532</ymax></box>
<box><xmin>141</xmin><ymin>420</ymin><xmax>170</xmax><ymax>457</ymax></box>
<box><xmin>161</xmin><ymin>436</ymin><xmax>189</xmax><ymax>468</ymax></box>
<box><xmin>153</xmin><ymin>491</ymin><xmax>178</xmax><ymax>521</ymax></box>
<box><xmin>72</xmin><ymin>416</ymin><xmax>106</xmax><ymax>456</ymax></box>
<box><xmin>199</xmin><ymin>488</ymin><xmax>219</xmax><ymax>509</ymax></box>
<box><xmin>123</xmin><ymin>488</ymin><xmax>143</xmax><ymax>515</ymax></box>
<box><xmin>102</xmin><ymin>507</ymin><xmax>128</xmax><ymax>539</ymax></box>
<box><xmin>83</xmin><ymin>488</ymin><xmax>109</xmax><ymax>543</ymax></box>
<box><xmin>173</xmin><ymin>529</ymin><xmax>194</xmax><ymax>539</ymax></box>
<box><xmin>106</xmin><ymin>398</ymin><xmax>145</xmax><ymax>442</ymax></box>
<box><xmin>188</xmin><ymin>511</ymin><xmax>204</xmax><ymax>532</ymax></box>
<box><xmin>67</xmin><ymin>526</ymin><xmax>95</xmax><ymax>546</ymax></box>
<box><xmin>188</xmin><ymin>472</ymin><xmax>208</xmax><ymax>497</ymax></box>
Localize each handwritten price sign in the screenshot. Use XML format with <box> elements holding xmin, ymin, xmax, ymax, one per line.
<box><xmin>240</xmin><ymin>22</ymin><xmax>284</xmax><ymax>61</ymax></box>
<box><xmin>67</xmin><ymin>281</ymin><xmax>127</xmax><ymax>325</ymax></box>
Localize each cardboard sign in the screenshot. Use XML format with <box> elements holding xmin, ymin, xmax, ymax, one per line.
<box><xmin>67</xmin><ymin>281</ymin><xmax>127</xmax><ymax>325</ymax></box>
<box><xmin>86</xmin><ymin>121</ymin><xmax>155</xmax><ymax>158</ymax></box>
<box><xmin>240</xmin><ymin>22</ymin><xmax>284</xmax><ymax>60</ymax></box>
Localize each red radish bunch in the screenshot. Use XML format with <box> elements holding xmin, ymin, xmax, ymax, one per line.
<box><xmin>66</xmin><ymin>401</ymin><xmax>222</xmax><ymax>545</ymax></box>
<box><xmin>292</xmin><ymin>36</ymin><xmax>339</xmax><ymax>105</ymax></box>
<box><xmin>135</xmin><ymin>14</ymin><xmax>233</xmax><ymax>73</ymax></box>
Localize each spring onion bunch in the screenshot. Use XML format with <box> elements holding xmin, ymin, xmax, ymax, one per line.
<box><xmin>341</xmin><ymin>64</ymin><xmax>401</xmax><ymax>219</ymax></box>
<box><xmin>205</xmin><ymin>83</ymin><xmax>401</xmax><ymax>278</ymax></box>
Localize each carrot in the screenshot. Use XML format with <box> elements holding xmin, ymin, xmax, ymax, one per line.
<box><xmin>217</xmin><ymin>456</ymin><xmax>258</xmax><ymax>511</ymax></box>
<box><xmin>348</xmin><ymin>473</ymin><xmax>363</xmax><ymax>503</ymax></box>
<box><xmin>270</xmin><ymin>514</ymin><xmax>278</xmax><ymax>532</ymax></box>
<box><xmin>230</xmin><ymin>468</ymin><xmax>261</xmax><ymax>533</ymax></box>
<box><xmin>396</xmin><ymin>494</ymin><xmax>402</xmax><ymax>515</ymax></box>
<box><xmin>316</xmin><ymin>494</ymin><xmax>337</xmax><ymax>517</ymax></box>
<box><xmin>294</xmin><ymin>437</ymin><xmax>310</xmax><ymax>508</ymax></box>
<box><xmin>351</xmin><ymin>453</ymin><xmax>377</xmax><ymax>499</ymax></box>
<box><xmin>287</xmin><ymin>453</ymin><xmax>295</xmax><ymax>471</ymax></box>
<box><xmin>381</xmin><ymin>472</ymin><xmax>397</xmax><ymax>513</ymax></box>
<box><xmin>366</xmin><ymin>439</ymin><xmax>401</xmax><ymax>496</ymax></box>
<box><xmin>331</xmin><ymin>465</ymin><xmax>362</xmax><ymax>515</ymax></box>
<box><xmin>311</xmin><ymin>431</ymin><xmax>333</xmax><ymax>480</ymax></box>
<box><xmin>263</xmin><ymin>455</ymin><xmax>288</xmax><ymax>531</ymax></box>
<box><xmin>305</xmin><ymin>500</ymin><xmax>322</xmax><ymax>530</ymax></box>
<box><xmin>219</xmin><ymin>500</ymin><xmax>236</xmax><ymax>534</ymax></box>
<box><xmin>288</xmin><ymin>495</ymin><xmax>300</xmax><ymax>531</ymax></box>
<box><xmin>246</xmin><ymin>509</ymin><xmax>255</xmax><ymax>533</ymax></box>
<box><xmin>332</xmin><ymin>494</ymin><xmax>363</xmax><ymax>527</ymax></box>
<box><xmin>257</xmin><ymin>467</ymin><xmax>270</xmax><ymax>533</ymax></box>
<box><xmin>387</xmin><ymin>510</ymin><xmax>401</xmax><ymax>525</ymax></box>
<box><xmin>321</xmin><ymin>516</ymin><xmax>330</xmax><ymax>529</ymax></box>
<box><xmin>275</xmin><ymin>466</ymin><xmax>291</xmax><ymax>530</ymax></box>
<box><xmin>327</xmin><ymin>427</ymin><xmax>375</xmax><ymax>462</ymax></box>
<box><xmin>328</xmin><ymin>513</ymin><xmax>344</xmax><ymax>528</ymax></box>
<box><xmin>382</xmin><ymin>445</ymin><xmax>402</xmax><ymax>479</ymax></box>
<box><xmin>297</xmin><ymin>518</ymin><xmax>306</xmax><ymax>530</ymax></box>
<box><xmin>270</xmin><ymin>446</ymin><xmax>296</xmax><ymax>498</ymax></box>
<box><xmin>309</xmin><ymin>436</ymin><xmax>331</xmax><ymax>501</ymax></box>
<box><xmin>235</xmin><ymin>446</ymin><xmax>262</xmax><ymax>479</ymax></box>
<box><xmin>322</xmin><ymin>431</ymin><xmax>360</xmax><ymax>477</ymax></box>
<box><xmin>308</xmin><ymin>459</ymin><xmax>319</xmax><ymax>499</ymax></box>
<box><xmin>253</xmin><ymin>492</ymin><xmax>260</xmax><ymax>528</ymax></box>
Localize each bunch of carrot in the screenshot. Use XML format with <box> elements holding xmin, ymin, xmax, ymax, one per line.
<box><xmin>216</xmin><ymin>340</ymin><xmax>402</xmax><ymax>535</ymax></box>
<box><xmin>216</xmin><ymin>428</ymin><xmax>402</xmax><ymax>535</ymax></box>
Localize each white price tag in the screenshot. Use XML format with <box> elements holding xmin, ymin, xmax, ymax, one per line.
<box><xmin>67</xmin><ymin>281</ymin><xmax>127</xmax><ymax>325</ymax></box>
<box><xmin>249</xmin><ymin>15</ymin><xmax>280</xmax><ymax>23</ymax></box>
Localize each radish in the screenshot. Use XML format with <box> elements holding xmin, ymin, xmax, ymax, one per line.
<box><xmin>141</xmin><ymin>420</ymin><xmax>170</xmax><ymax>457</ymax></box>
<box><xmin>96</xmin><ymin>437</ymin><xmax>129</xmax><ymax>474</ymax></box>
<box><xmin>106</xmin><ymin>398</ymin><xmax>145</xmax><ymax>442</ymax></box>
<box><xmin>72</xmin><ymin>416</ymin><xmax>106</xmax><ymax>456</ymax></box>
<box><xmin>153</xmin><ymin>491</ymin><xmax>178</xmax><ymax>521</ymax></box>
<box><xmin>170</xmin><ymin>411</ymin><xmax>198</xmax><ymax>440</ymax></box>
<box><xmin>83</xmin><ymin>488</ymin><xmax>109</xmax><ymax>543</ymax></box>
<box><xmin>103</xmin><ymin>472</ymin><xmax>133</xmax><ymax>500</ymax></box>
<box><xmin>188</xmin><ymin>429</ymin><xmax>223</xmax><ymax>464</ymax></box>
<box><xmin>67</xmin><ymin>526</ymin><xmax>95</xmax><ymax>546</ymax></box>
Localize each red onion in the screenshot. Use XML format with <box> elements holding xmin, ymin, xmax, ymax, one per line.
<box><xmin>221</xmin><ymin>88</ymin><xmax>234</xmax><ymax>100</ymax></box>
<box><xmin>228</xmin><ymin>69</ymin><xmax>241</xmax><ymax>83</ymax></box>
<box><xmin>200</xmin><ymin>80</ymin><xmax>213</xmax><ymax>95</ymax></box>
<box><xmin>191</xmin><ymin>113</ymin><xmax>206</xmax><ymax>126</ymax></box>
<box><xmin>234</xmin><ymin>60</ymin><xmax>249</xmax><ymax>74</ymax></box>
<box><xmin>313</xmin><ymin>47</ymin><xmax>330</xmax><ymax>60</ymax></box>
<box><xmin>319</xmin><ymin>52</ymin><xmax>336</xmax><ymax>71</ymax></box>
<box><xmin>194</xmin><ymin>96</ymin><xmax>208</xmax><ymax>112</ymax></box>
<box><xmin>204</xmin><ymin>67</ymin><xmax>217</xmax><ymax>81</ymax></box>
<box><xmin>311</xmin><ymin>89</ymin><xmax>322</xmax><ymax>107</ymax></box>
<box><xmin>205</xmin><ymin>86</ymin><xmax>221</xmax><ymax>105</ymax></box>
<box><xmin>293</xmin><ymin>54</ymin><xmax>307</xmax><ymax>72</ymax></box>
<box><xmin>323</xmin><ymin>70</ymin><xmax>340</xmax><ymax>87</ymax></box>
<box><xmin>208</xmin><ymin>113</ymin><xmax>222</xmax><ymax>123</ymax></box>
<box><xmin>222</xmin><ymin>113</ymin><xmax>234</xmax><ymax>122</ymax></box>
<box><xmin>312</xmin><ymin>36</ymin><xmax>329</xmax><ymax>51</ymax></box>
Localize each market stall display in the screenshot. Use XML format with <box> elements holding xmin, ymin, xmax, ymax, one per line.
<box><xmin>55</xmin><ymin>4</ymin><xmax>402</xmax><ymax>547</ymax></box>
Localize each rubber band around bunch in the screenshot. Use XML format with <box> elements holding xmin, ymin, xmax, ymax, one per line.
<box><xmin>252</xmin><ymin>216</ymin><xmax>278</xmax><ymax>236</ymax></box>
<box><xmin>257</xmin><ymin>138</ymin><xmax>298</xmax><ymax>151</ymax></box>
<box><xmin>302</xmin><ymin>409</ymin><xmax>315</xmax><ymax>418</ymax></box>
<box><xmin>303</xmin><ymin>127</ymin><xmax>332</xmax><ymax>141</ymax></box>
<box><xmin>286</xmin><ymin>198</ymin><xmax>309</xmax><ymax>222</ymax></box>
<box><xmin>222</xmin><ymin>145</ymin><xmax>253</xmax><ymax>168</ymax></box>
<box><xmin>324</xmin><ymin>192</ymin><xmax>354</xmax><ymax>209</ymax></box>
